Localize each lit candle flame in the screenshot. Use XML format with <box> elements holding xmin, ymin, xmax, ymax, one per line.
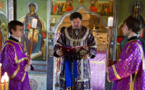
<box><xmin>0</xmin><ymin>63</ymin><xmax>2</xmax><ymax>67</ymax></box>
<box><xmin>4</xmin><ymin>72</ymin><xmax>9</xmax><ymax>82</ymax></box>
<box><xmin>1</xmin><ymin>76</ymin><xmax>4</xmax><ymax>83</ymax></box>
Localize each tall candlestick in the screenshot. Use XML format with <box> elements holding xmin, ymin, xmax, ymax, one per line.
<box><xmin>0</xmin><ymin>63</ymin><xmax>2</xmax><ymax>85</ymax></box>
<box><xmin>107</xmin><ymin>27</ymin><xmax>112</xmax><ymax>58</ymax></box>
<box><xmin>4</xmin><ymin>81</ymin><xmax>7</xmax><ymax>90</ymax></box>
<box><xmin>4</xmin><ymin>72</ymin><xmax>8</xmax><ymax>90</ymax></box>
<box><xmin>108</xmin><ymin>16</ymin><xmax>113</xmax><ymax>27</ymax></box>
<box><xmin>0</xmin><ymin>83</ymin><xmax>3</xmax><ymax>90</ymax></box>
<box><xmin>31</xmin><ymin>18</ymin><xmax>38</xmax><ymax>28</ymax></box>
<box><xmin>1</xmin><ymin>76</ymin><xmax>4</xmax><ymax>90</ymax></box>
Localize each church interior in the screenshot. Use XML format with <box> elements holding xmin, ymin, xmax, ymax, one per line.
<box><xmin>0</xmin><ymin>0</ymin><xmax>145</xmax><ymax>90</ymax></box>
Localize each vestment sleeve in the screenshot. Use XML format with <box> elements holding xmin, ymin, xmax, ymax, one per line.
<box><xmin>87</xmin><ymin>30</ymin><xmax>97</xmax><ymax>58</ymax></box>
<box><xmin>107</xmin><ymin>43</ymin><xmax>142</xmax><ymax>82</ymax></box>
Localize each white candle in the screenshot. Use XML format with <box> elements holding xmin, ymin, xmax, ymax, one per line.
<box><xmin>4</xmin><ymin>72</ymin><xmax>8</xmax><ymax>82</ymax></box>
<box><xmin>108</xmin><ymin>16</ymin><xmax>113</xmax><ymax>27</ymax></box>
<box><xmin>4</xmin><ymin>72</ymin><xmax>8</xmax><ymax>90</ymax></box>
<box><xmin>32</xmin><ymin>18</ymin><xmax>38</xmax><ymax>28</ymax></box>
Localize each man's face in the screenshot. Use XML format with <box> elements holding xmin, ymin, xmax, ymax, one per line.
<box><xmin>122</xmin><ymin>23</ymin><xmax>131</xmax><ymax>37</ymax></box>
<box><xmin>71</xmin><ymin>18</ymin><xmax>82</xmax><ymax>29</ymax></box>
<box><xmin>12</xmin><ymin>25</ymin><xmax>24</xmax><ymax>38</ymax></box>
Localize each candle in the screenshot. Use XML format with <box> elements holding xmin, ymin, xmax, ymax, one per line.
<box><xmin>92</xmin><ymin>24</ymin><xmax>96</xmax><ymax>30</ymax></box>
<box><xmin>1</xmin><ymin>76</ymin><xmax>4</xmax><ymax>90</ymax></box>
<box><xmin>100</xmin><ymin>37</ymin><xmax>102</xmax><ymax>41</ymax></box>
<box><xmin>4</xmin><ymin>72</ymin><xmax>8</xmax><ymax>90</ymax></box>
<box><xmin>97</xmin><ymin>34</ymin><xmax>99</xmax><ymax>37</ymax></box>
<box><xmin>103</xmin><ymin>41</ymin><xmax>105</xmax><ymax>44</ymax></box>
<box><xmin>31</xmin><ymin>18</ymin><xmax>38</xmax><ymax>28</ymax></box>
<box><xmin>108</xmin><ymin>16</ymin><xmax>113</xmax><ymax>27</ymax></box>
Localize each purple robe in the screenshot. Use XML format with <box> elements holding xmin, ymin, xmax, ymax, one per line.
<box><xmin>107</xmin><ymin>39</ymin><xmax>145</xmax><ymax>90</ymax></box>
<box><xmin>0</xmin><ymin>40</ymin><xmax>31</xmax><ymax>90</ymax></box>
<box><xmin>54</xmin><ymin>26</ymin><xmax>97</xmax><ymax>90</ymax></box>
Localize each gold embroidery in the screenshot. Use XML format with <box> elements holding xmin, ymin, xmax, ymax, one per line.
<box><xmin>14</xmin><ymin>53</ymin><xmax>18</xmax><ymax>63</ymax></box>
<box><xmin>21</xmin><ymin>71</ymin><xmax>26</xmax><ymax>82</ymax></box>
<box><xmin>3</xmin><ymin>42</ymin><xmax>27</xmax><ymax>64</ymax></box>
<box><xmin>126</xmin><ymin>45</ymin><xmax>130</xmax><ymax>53</ymax></box>
<box><xmin>129</xmin><ymin>71</ymin><xmax>137</xmax><ymax>90</ymax></box>
<box><xmin>18</xmin><ymin>44</ymin><xmax>23</xmax><ymax>53</ymax></box>
<box><xmin>133</xmin><ymin>71</ymin><xmax>137</xmax><ymax>82</ymax></box>
<box><xmin>7</xmin><ymin>40</ymin><xmax>19</xmax><ymax>44</ymax></box>
<box><xmin>1</xmin><ymin>43</ymin><xmax>15</xmax><ymax>52</ymax></box>
<box><xmin>112</xmin><ymin>65</ymin><xmax>121</xmax><ymax>79</ymax></box>
<box><xmin>90</xmin><ymin>45</ymin><xmax>97</xmax><ymax>48</ymax></box>
<box><xmin>3</xmin><ymin>42</ymin><xmax>28</xmax><ymax>80</ymax></box>
<box><xmin>65</xmin><ymin>28</ymin><xmax>90</xmax><ymax>42</ymax></box>
<box><xmin>17</xmin><ymin>57</ymin><xmax>28</xmax><ymax>64</ymax></box>
<box><xmin>10</xmin><ymin>64</ymin><xmax>20</xmax><ymax>79</ymax></box>
<box><xmin>90</xmin><ymin>61</ymin><xmax>105</xmax><ymax>64</ymax></box>
<box><xmin>107</xmin><ymin>73</ymin><xmax>111</xmax><ymax>82</ymax></box>
<box><xmin>55</xmin><ymin>43</ymin><xmax>62</xmax><ymax>46</ymax></box>
<box><xmin>136</xmin><ymin>42</ymin><xmax>145</xmax><ymax>69</ymax></box>
<box><xmin>130</xmin><ymin>75</ymin><xmax>134</xmax><ymax>90</ymax></box>
<box><xmin>127</xmin><ymin>39</ymin><xmax>139</xmax><ymax>43</ymax></box>
<box><xmin>8</xmin><ymin>40</ymin><xmax>23</xmax><ymax>53</ymax></box>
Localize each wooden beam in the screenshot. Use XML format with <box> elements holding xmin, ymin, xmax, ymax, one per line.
<box><xmin>13</xmin><ymin>0</ymin><xmax>17</xmax><ymax>20</ymax></box>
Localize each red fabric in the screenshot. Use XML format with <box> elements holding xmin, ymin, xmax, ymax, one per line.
<box><xmin>43</xmin><ymin>32</ymin><xmax>46</xmax><ymax>38</ymax></box>
<box><xmin>117</xmin><ymin>37</ymin><xmax>124</xmax><ymax>43</ymax></box>
<box><xmin>139</xmin><ymin>29</ymin><xmax>144</xmax><ymax>38</ymax></box>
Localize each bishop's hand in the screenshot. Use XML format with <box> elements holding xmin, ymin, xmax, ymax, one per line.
<box><xmin>25</xmin><ymin>64</ymin><xmax>31</xmax><ymax>71</ymax></box>
<box><xmin>106</xmin><ymin>58</ymin><xmax>113</xmax><ymax>67</ymax></box>
<box><xmin>25</xmin><ymin>59</ymin><xmax>32</xmax><ymax>65</ymax></box>
<box><xmin>82</xmin><ymin>54</ymin><xmax>90</xmax><ymax>60</ymax></box>
<box><xmin>56</xmin><ymin>48</ymin><xmax>63</xmax><ymax>57</ymax></box>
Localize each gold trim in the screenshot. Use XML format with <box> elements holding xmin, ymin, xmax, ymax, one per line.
<box><xmin>7</xmin><ymin>40</ymin><xmax>19</xmax><ymax>44</ymax></box>
<box><xmin>126</xmin><ymin>45</ymin><xmax>130</xmax><ymax>53</ymax></box>
<box><xmin>127</xmin><ymin>39</ymin><xmax>139</xmax><ymax>44</ymax></box>
<box><xmin>130</xmin><ymin>75</ymin><xmax>133</xmax><ymax>90</ymax></box>
<box><xmin>18</xmin><ymin>44</ymin><xmax>23</xmax><ymax>53</ymax></box>
<box><xmin>21</xmin><ymin>71</ymin><xmax>26</xmax><ymax>82</ymax></box>
<box><xmin>133</xmin><ymin>71</ymin><xmax>137</xmax><ymax>82</ymax></box>
<box><xmin>17</xmin><ymin>57</ymin><xmax>28</xmax><ymax>63</ymax></box>
<box><xmin>112</xmin><ymin>65</ymin><xmax>121</xmax><ymax>79</ymax></box>
<box><xmin>4</xmin><ymin>40</ymin><xmax>23</xmax><ymax>53</ymax></box>
<box><xmin>107</xmin><ymin>73</ymin><xmax>111</xmax><ymax>82</ymax></box>
<box><xmin>2</xmin><ymin>42</ymin><xmax>28</xmax><ymax>64</ymax></box>
<box><xmin>90</xmin><ymin>61</ymin><xmax>105</xmax><ymax>64</ymax></box>
<box><xmin>126</xmin><ymin>40</ymin><xmax>145</xmax><ymax>69</ymax></box>
<box><xmin>65</xmin><ymin>28</ymin><xmax>90</xmax><ymax>42</ymax></box>
<box><xmin>55</xmin><ymin>43</ymin><xmax>62</xmax><ymax>46</ymax></box>
<box><xmin>135</xmin><ymin>42</ymin><xmax>145</xmax><ymax>69</ymax></box>
<box><xmin>90</xmin><ymin>45</ymin><xmax>97</xmax><ymax>48</ymax></box>
<box><xmin>1</xmin><ymin>42</ymin><xmax>15</xmax><ymax>52</ymax></box>
<box><xmin>129</xmin><ymin>71</ymin><xmax>138</xmax><ymax>90</ymax></box>
<box><xmin>14</xmin><ymin>53</ymin><xmax>18</xmax><ymax>63</ymax></box>
<box><xmin>10</xmin><ymin>65</ymin><xmax>20</xmax><ymax>79</ymax></box>
<box><xmin>8</xmin><ymin>40</ymin><xmax>23</xmax><ymax>53</ymax></box>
